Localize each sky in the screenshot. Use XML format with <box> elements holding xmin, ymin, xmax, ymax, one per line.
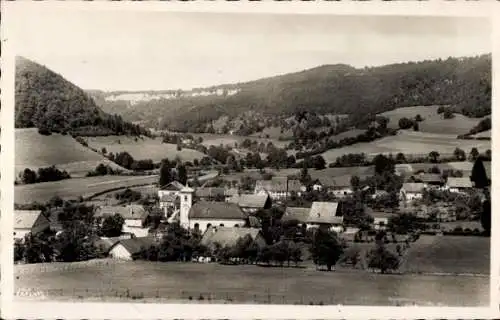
<box><xmin>6</xmin><ymin>9</ymin><xmax>492</xmax><ymax>91</ymax></box>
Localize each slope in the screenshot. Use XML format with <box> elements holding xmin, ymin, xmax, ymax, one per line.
<box><xmin>16</xmin><ymin>128</ymin><xmax>128</xmax><ymax>178</ymax></box>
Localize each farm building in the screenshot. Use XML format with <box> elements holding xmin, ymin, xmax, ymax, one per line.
<box><xmin>254</xmin><ymin>177</ymin><xmax>305</xmax><ymax>201</ymax></box>
<box><xmin>413</xmin><ymin>173</ymin><xmax>445</xmax><ymax>188</ymax></box>
<box><xmin>200</xmin><ymin>227</ymin><xmax>266</xmax><ymax>254</ymax></box>
<box><xmin>108</xmin><ymin>237</ymin><xmax>156</xmax><ymax>260</ymax></box>
<box><xmin>228</xmin><ymin>193</ymin><xmax>272</xmax><ymax>213</ymax></box>
<box><xmin>14</xmin><ymin>210</ymin><xmax>50</xmax><ymax>241</ymax></box>
<box><xmin>325</xmin><ymin>176</ymin><xmax>354</xmax><ymax>198</ymax></box>
<box><xmin>446</xmin><ymin>177</ymin><xmax>473</xmax><ymax>193</ymax></box>
<box><xmin>95</xmin><ymin>204</ymin><xmax>150</xmax><ymax>237</ymax></box>
<box><xmin>399</xmin><ymin>183</ymin><xmax>426</xmax><ymax>202</ymax></box>
<box><xmin>195</xmin><ymin>187</ymin><xmax>236</xmax><ymax>202</ymax></box>
<box><xmin>366</xmin><ymin>209</ymin><xmax>393</xmax><ymax>231</ymax></box>
<box><xmin>283</xmin><ymin>202</ymin><xmax>343</xmax><ymax>232</ymax></box>
<box><xmin>179</xmin><ymin>188</ymin><xmax>248</xmax><ymax>232</ymax></box>
<box><xmin>470</xmin><ymin>158</ymin><xmax>491</xmax><ymax>189</ymax></box>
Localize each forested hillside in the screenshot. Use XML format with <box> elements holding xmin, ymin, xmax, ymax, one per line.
<box><xmin>15</xmin><ymin>56</ymin><xmax>150</xmax><ymax>136</ymax></box>
<box><xmin>91</xmin><ymin>54</ymin><xmax>491</xmax><ymax>133</ymax></box>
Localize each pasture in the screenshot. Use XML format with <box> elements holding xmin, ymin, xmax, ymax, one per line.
<box><xmin>320</xmin><ymin>131</ymin><xmax>490</xmax><ymax>164</ymax></box>
<box><xmin>84</xmin><ymin>135</ymin><xmax>206</xmax><ymax>163</ymax></box>
<box><xmin>15</xmin><ymin>128</ymin><xmax>127</xmax><ymax>178</ymax></box>
<box><xmin>15</xmin><ymin>260</ymin><xmax>488</xmax><ymax>306</ymax></box>
<box><xmin>401</xmin><ymin>235</ymin><xmax>490</xmax><ymax>275</ymax></box>
<box><xmin>381</xmin><ymin>105</ymin><xmax>485</xmax><ymax>135</ymax></box>
<box><xmin>14</xmin><ymin>175</ymin><xmax>157</xmax><ymax>204</ymax></box>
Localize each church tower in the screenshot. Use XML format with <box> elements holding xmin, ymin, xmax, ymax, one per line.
<box><xmin>179</xmin><ymin>186</ymin><xmax>194</xmax><ymax>229</ymax></box>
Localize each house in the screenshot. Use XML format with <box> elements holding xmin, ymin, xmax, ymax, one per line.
<box><xmin>470</xmin><ymin>158</ymin><xmax>491</xmax><ymax>189</ymax></box>
<box><xmin>399</xmin><ymin>183</ymin><xmax>426</xmax><ymax>201</ymax></box>
<box><xmin>228</xmin><ymin>193</ymin><xmax>272</xmax><ymax>214</ymax></box>
<box><xmin>371</xmin><ymin>190</ymin><xmax>390</xmax><ymax>200</ymax></box>
<box><xmin>283</xmin><ymin>202</ymin><xmax>343</xmax><ymax>232</ymax></box>
<box><xmin>413</xmin><ymin>173</ymin><xmax>444</xmax><ymax>188</ymax></box>
<box><xmin>95</xmin><ymin>204</ymin><xmax>150</xmax><ymax>237</ymax></box>
<box><xmin>446</xmin><ymin>177</ymin><xmax>473</xmax><ymax>193</ymax></box>
<box><xmin>340</xmin><ymin>227</ymin><xmax>361</xmax><ymax>242</ymax></box>
<box><xmin>195</xmin><ymin>187</ymin><xmax>236</xmax><ymax>202</ymax></box>
<box><xmin>108</xmin><ymin>237</ymin><xmax>156</xmax><ymax>260</ymax></box>
<box><xmin>200</xmin><ymin>227</ymin><xmax>266</xmax><ymax>254</ymax></box>
<box><xmin>14</xmin><ymin>210</ymin><xmax>50</xmax><ymax>241</ymax></box>
<box><xmin>179</xmin><ymin>187</ymin><xmax>248</xmax><ymax>232</ymax></box>
<box><xmin>254</xmin><ymin>177</ymin><xmax>304</xmax><ymax>201</ymax></box>
<box><xmin>158</xmin><ymin>181</ymin><xmax>185</xmax><ymax>214</ymax></box>
<box><xmin>325</xmin><ymin>176</ymin><xmax>354</xmax><ymax>198</ymax></box>
<box><xmin>367</xmin><ymin>210</ymin><xmax>392</xmax><ymax>231</ymax></box>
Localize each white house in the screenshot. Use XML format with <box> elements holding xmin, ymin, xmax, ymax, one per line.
<box><xmin>368</xmin><ymin>210</ymin><xmax>392</xmax><ymax>231</ymax></box>
<box><xmin>95</xmin><ymin>204</ymin><xmax>150</xmax><ymax>238</ymax></box>
<box><xmin>282</xmin><ymin>202</ymin><xmax>344</xmax><ymax>233</ymax></box>
<box><xmin>179</xmin><ymin>187</ymin><xmax>248</xmax><ymax>233</ymax></box>
<box><xmin>399</xmin><ymin>183</ymin><xmax>426</xmax><ymax>202</ymax></box>
<box><xmin>14</xmin><ymin>210</ymin><xmax>50</xmax><ymax>241</ymax></box>
<box><xmin>446</xmin><ymin>177</ymin><xmax>473</xmax><ymax>193</ymax></box>
<box><xmin>320</xmin><ymin>176</ymin><xmax>353</xmax><ymax>198</ymax></box>
<box><xmin>108</xmin><ymin>237</ymin><xmax>156</xmax><ymax>260</ymax></box>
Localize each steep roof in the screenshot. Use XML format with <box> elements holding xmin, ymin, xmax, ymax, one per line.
<box><xmin>111</xmin><ymin>237</ymin><xmax>156</xmax><ymax>255</ymax></box>
<box><xmin>94</xmin><ymin>237</ymin><xmax>122</xmax><ymax>252</ymax></box>
<box><xmin>255</xmin><ymin>177</ymin><xmax>303</xmax><ymax>193</ymax></box>
<box><xmin>195</xmin><ymin>187</ymin><xmax>226</xmax><ymax>198</ymax></box>
<box><xmin>160</xmin><ymin>181</ymin><xmax>185</xmax><ymax>191</ymax></box>
<box><xmin>160</xmin><ymin>193</ymin><xmax>178</xmax><ymax>202</ymax></box>
<box><xmin>14</xmin><ymin>210</ymin><xmax>46</xmax><ymax>229</ymax></box>
<box><xmin>229</xmin><ymin>193</ymin><xmax>270</xmax><ymax>209</ymax></box>
<box><xmin>201</xmin><ymin>227</ymin><xmax>263</xmax><ymax>248</ymax></box>
<box><xmin>95</xmin><ymin>205</ymin><xmax>148</xmax><ymax>220</ymax></box>
<box><xmin>189</xmin><ymin>201</ymin><xmax>247</xmax><ymax>220</ymax></box>
<box><xmin>401</xmin><ymin>182</ymin><xmax>425</xmax><ymax>193</ymax></box>
<box><xmin>282</xmin><ymin>207</ymin><xmax>311</xmax><ymax>222</ymax></box>
<box><xmin>447</xmin><ymin>177</ymin><xmax>473</xmax><ymax>189</ymax></box>
<box><xmin>308</xmin><ymin>202</ymin><xmax>342</xmax><ymax>224</ymax></box>
<box><xmin>416</xmin><ymin>173</ymin><xmax>443</xmax><ymax>184</ymax></box>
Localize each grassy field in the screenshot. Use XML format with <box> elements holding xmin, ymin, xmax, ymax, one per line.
<box><xmin>15</xmin><ymin>259</ymin><xmax>488</xmax><ymax>306</ymax></box>
<box><xmin>320</xmin><ymin>131</ymin><xmax>490</xmax><ymax>164</ymax></box>
<box><xmin>381</xmin><ymin>105</ymin><xmax>486</xmax><ymax>135</ymax></box>
<box><xmin>401</xmin><ymin>235</ymin><xmax>490</xmax><ymax>275</ymax></box>
<box><xmin>14</xmin><ymin>175</ymin><xmax>158</xmax><ymax>204</ymax></box>
<box><xmin>15</xmin><ymin>128</ymin><xmax>127</xmax><ymax>178</ymax></box>
<box><xmin>84</xmin><ymin>135</ymin><xmax>206</xmax><ymax>163</ymax></box>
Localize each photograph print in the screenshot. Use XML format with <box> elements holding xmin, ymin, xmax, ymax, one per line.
<box><xmin>6</xmin><ymin>4</ymin><xmax>493</xmax><ymax>310</ymax></box>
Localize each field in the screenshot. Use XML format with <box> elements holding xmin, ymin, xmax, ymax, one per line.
<box><xmin>15</xmin><ymin>128</ymin><xmax>127</xmax><ymax>178</ymax></box>
<box><xmin>15</xmin><ymin>259</ymin><xmax>488</xmax><ymax>306</ymax></box>
<box><xmin>381</xmin><ymin>105</ymin><xmax>486</xmax><ymax>135</ymax></box>
<box><xmin>401</xmin><ymin>235</ymin><xmax>490</xmax><ymax>275</ymax></box>
<box><xmin>84</xmin><ymin>135</ymin><xmax>206</xmax><ymax>163</ymax></box>
<box><xmin>14</xmin><ymin>175</ymin><xmax>157</xmax><ymax>204</ymax></box>
<box><xmin>320</xmin><ymin>131</ymin><xmax>490</xmax><ymax>164</ymax></box>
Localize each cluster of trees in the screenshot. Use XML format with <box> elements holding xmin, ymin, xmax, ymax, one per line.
<box><xmin>86</xmin><ymin>163</ymin><xmax>121</xmax><ymax>177</ymax></box>
<box><xmin>107</xmin><ymin>151</ymin><xmax>156</xmax><ymax>171</ymax></box>
<box><xmin>19</xmin><ymin>166</ymin><xmax>71</xmax><ymax>184</ymax></box>
<box><xmin>159</xmin><ymin>158</ymin><xmax>188</xmax><ymax>186</ymax></box>
<box><xmin>15</xmin><ymin>57</ymin><xmax>150</xmax><ymax>137</ymax></box>
<box><xmin>115</xmin><ymin>188</ymin><xmax>142</xmax><ymax>203</ymax></box>
<box><xmin>461</xmin><ymin>117</ymin><xmax>491</xmax><ymax>138</ymax></box>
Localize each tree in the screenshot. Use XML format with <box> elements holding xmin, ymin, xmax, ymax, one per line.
<box><xmin>21</xmin><ymin>168</ymin><xmax>38</xmax><ymax>184</ymax></box>
<box><xmin>350</xmin><ymin>175</ymin><xmax>361</xmax><ymax>191</ymax></box>
<box><xmin>101</xmin><ymin>147</ymin><xmax>107</xmax><ymax>155</ymax></box>
<box><xmin>398</xmin><ymin>117</ymin><xmax>414</xmax><ymax>130</ymax></box>
<box><xmin>313</xmin><ymin>155</ymin><xmax>326</xmax><ymax>170</ymax></box>
<box><xmin>412</xmin><ymin>121</ymin><xmax>419</xmax><ymax>131</ymax></box>
<box><xmin>114</xmin><ymin>151</ymin><xmax>135</xmax><ymax>169</ymax></box>
<box><xmin>373</xmin><ymin>154</ymin><xmax>395</xmax><ymax>175</ymax></box>
<box><xmin>481</xmin><ymin>197</ymin><xmax>491</xmax><ymax>236</ymax></box>
<box><xmin>177</xmin><ymin>164</ymin><xmax>188</xmax><ymax>185</ymax></box>
<box><xmin>469</xmin><ymin>148</ymin><xmax>480</xmax><ymax>161</ymax></box>
<box><xmin>101</xmin><ymin>214</ymin><xmax>125</xmax><ymax>237</ymax></box>
<box><xmin>159</xmin><ymin>159</ymin><xmax>172</xmax><ymax>187</ymax></box>
<box><xmin>428</xmin><ymin>151</ymin><xmax>440</xmax><ymax>163</ymax></box>
<box><xmin>395</xmin><ymin>153</ymin><xmax>406</xmax><ymax>163</ymax></box>
<box><xmin>366</xmin><ymin>244</ymin><xmax>400</xmax><ymax>274</ymax></box>
<box><xmin>443</xmin><ymin>108</ymin><xmax>455</xmax><ymax>119</ymax></box>
<box><xmin>415</xmin><ymin>114</ymin><xmax>423</xmax><ymax>122</ymax></box>
<box><xmin>453</xmin><ymin>148</ymin><xmax>466</xmax><ymax>161</ymax></box>
<box><xmin>310</xmin><ymin>229</ymin><xmax>344</xmax><ymax>271</ymax></box>
<box><xmin>299</xmin><ymin>161</ymin><xmax>312</xmax><ymax>185</ymax></box>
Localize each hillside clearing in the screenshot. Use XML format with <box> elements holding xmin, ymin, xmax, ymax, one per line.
<box><xmin>15</xmin><ymin>175</ymin><xmax>157</xmax><ymax>204</ymax></box>
<box><xmin>84</xmin><ymin>136</ymin><xmax>206</xmax><ymax>163</ymax></box>
<box><xmin>320</xmin><ymin>131</ymin><xmax>490</xmax><ymax>164</ymax></box>
<box><xmin>15</xmin><ymin>260</ymin><xmax>488</xmax><ymax>306</ymax></box>
<box><xmin>381</xmin><ymin>106</ymin><xmax>487</xmax><ymax>135</ymax></box>
<box><xmin>15</xmin><ymin>129</ymin><xmax>127</xmax><ymax>178</ymax></box>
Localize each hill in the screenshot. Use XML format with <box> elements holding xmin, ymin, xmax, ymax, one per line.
<box><xmin>15</xmin><ymin>56</ymin><xmax>149</xmax><ymax>136</ymax></box>
<box><xmin>15</xmin><ymin>128</ymin><xmax>128</xmax><ymax>178</ymax></box>
<box><xmin>90</xmin><ymin>54</ymin><xmax>491</xmax><ymax>133</ymax></box>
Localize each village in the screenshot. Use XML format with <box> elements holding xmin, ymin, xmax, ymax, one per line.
<box><xmin>13</xmin><ymin>153</ymin><xmax>491</xmax><ymax>272</ymax></box>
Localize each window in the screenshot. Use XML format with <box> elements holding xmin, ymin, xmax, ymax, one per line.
<box><xmin>234</xmin><ymin>224</ymin><xmax>239</xmax><ymax>227</ymax></box>
<box><xmin>184</xmin><ymin>196</ymin><xmax>187</xmax><ymax>201</ymax></box>
<box><xmin>194</xmin><ymin>223</ymin><xmax>200</xmax><ymax>231</ymax></box>
<box><xmin>207</xmin><ymin>223</ymin><xmax>212</xmax><ymax>229</ymax></box>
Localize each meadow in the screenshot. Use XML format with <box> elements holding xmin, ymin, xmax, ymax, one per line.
<box><xmin>381</xmin><ymin>105</ymin><xmax>486</xmax><ymax>135</ymax></box>
<box><xmin>320</xmin><ymin>131</ymin><xmax>490</xmax><ymax>164</ymax></box>
<box><xmin>15</xmin><ymin>128</ymin><xmax>127</xmax><ymax>178</ymax></box>
<box><xmin>15</xmin><ymin>257</ymin><xmax>488</xmax><ymax>306</ymax></box>
<box><xmin>14</xmin><ymin>175</ymin><xmax>158</xmax><ymax>204</ymax></box>
<box><xmin>84</xmin><ymin>135</ymin><xmax>206</xmax><ymax>163</ymax></box>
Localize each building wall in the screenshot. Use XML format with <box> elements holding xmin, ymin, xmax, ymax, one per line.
<box><xmin>180</xmin><ymin>191</ymin><xmax>193</xmax><ymax>230</ymax></box>
<box><xmin>109</xmin><ymin>244</ymin><xmax>133</xmax><ymax>260</ymax></box>
<box><xmin>190</xmin><ymin>219</ymin><xmax>247</xmax><ymax>233</ymax></box>
<box><xmin>32</xmin><ymin>215</ymin><xmax>50</xmax><ymax>235</ymax></box>
<box><xmin>125</xmin><ymin>219</ymin><xmax>143</xmax><ymax>228</ymax></box>
<box><xmin>13</xmin><ymin>229</ymin><xmax>31</xmax><ymax>241</ymax></box>
<box><xmin>373</xmin><ymin>218</ymin><xmax>388</xmax><ymax>230</ymax></box>
<box><xmin>306</xmin><ymin>223</ymin><xmax>344</xmax><ymax>233</ymax></box>
<box><xmin>330</xmin><ymin>188</ymin><xmax>353</xmax><ymax>197</ymax></box>
<box><xmin>123</xmin><ymin>225</ymin><xmax>150</xmax><ymax>238</ymax></box>
<box><xmin>400</xmin><ymin>191</ymin><xmax>423</xmax><ymax>201</ymax></box>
